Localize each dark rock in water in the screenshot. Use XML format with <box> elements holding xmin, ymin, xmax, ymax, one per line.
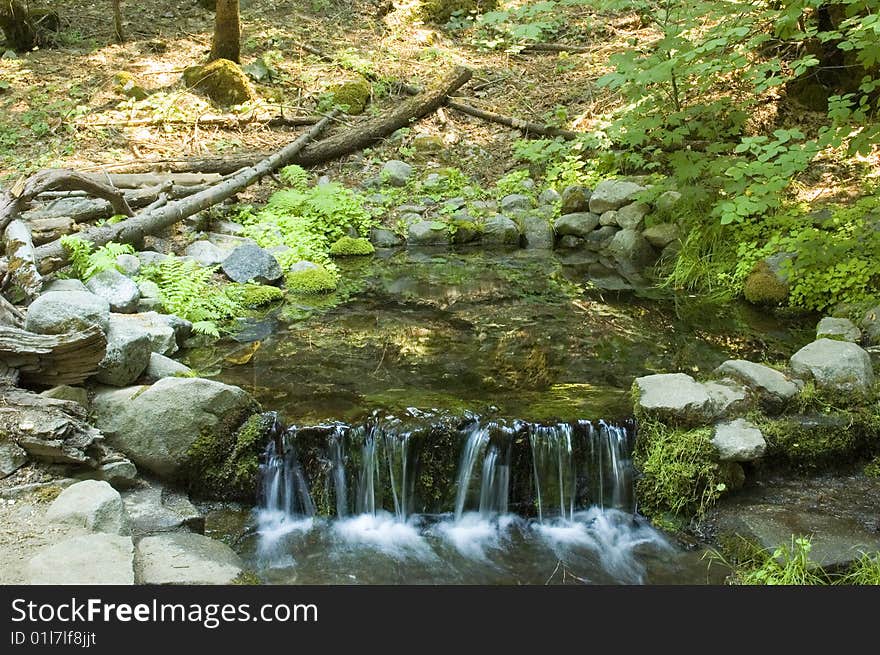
<box><xmin>232</xmin><ymin>316</ymin><xmax>278</xmax><ymax>342</ymax></box>
<box><xmin>482</xmin><ymin>215</ymin><xmax>521</xmax><ymax>246</ymax></box>
<box><xmin>221</xmin><ymin>243</ymin><xmax>282</xmax><ymax>284</ymax></box>
<box><xmin>408</xmin><ymin>221</ymin><xmax>450</xmax><ymax>246</ymax></box>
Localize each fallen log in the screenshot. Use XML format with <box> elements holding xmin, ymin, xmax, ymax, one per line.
<box><xmin>520</xmin><ymin>43</ymin><xmax>592</xmax><ymax>54</ymax></box>
<box><xmin>0</xmin><ymin>383</ymin><xmax>102</xmax><ymax>466</ymax></box>
<box><xmin>32</xmin><ymin>111</ymin><xmax>338</xmax><ymax>272</ymax></box>
<box><xmin>0</xmin><ymin>169</ymin><xmax>134</xmax><ymax>234</ymax></box>
<box><xmin>78</xmin><ymin>114</ymin><xmax>323</xmax><ymax>129</ymax></box>
<box><xmin>0</xmin><ymin>295</ymin><xmax>25</xmax><ymax>328</ymax></box>
<box><xmin>81</xmin><ymin>172</ymin><xmax>223</xmax><ymax>189</ymax></box>
<box><xmin>0</xmin><ymin>324</ymin><xmax>107</xmax><ymax>387</ymax></box>
<box><xmin>2</xmin><ymin>219</ymin><xmax>42</xmax><ymax>302</ymax></box>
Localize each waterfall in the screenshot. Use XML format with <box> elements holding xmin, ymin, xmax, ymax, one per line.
<box><xmin>260</xmin><ymin>428</ymin><xmax>316</xmax><ymax>518</ymax></box>
<box><xmin>453</xmin><ymin>423</ymin><xmax>489</xmax><ymax>520</ymax></box>
<box><xmin>529</xmin><ymin>423</ymin><xmax>576</xmax><ymax>522</ymax></box>
<box><xmin>452</xmin><ymin>422</ymin><xmax>512</xmax><ymax>520</ymax></box>
<box><xmin>329</xmin><ymin>426</ymin><xmax>348</xmax><ymax>518</ymax></box>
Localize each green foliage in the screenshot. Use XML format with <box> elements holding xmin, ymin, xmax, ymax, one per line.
<box><xmin>60</xmin><ymin>236</ymin><xmax>134</xmax><ymax>281</ymax></box>
<box><xmin>512</xmin><ymin>138</ymin><xmax>615</xmax><ymax>190</ymax></box>
<box><xmin>474</xmin><ymin>1</ymin><xmax>566</xmax><ymax>50</ymax></box>
<box><xmin>837</xmin><ymin>552</ymin><xmax>880</xmax><ymax>585</ymax></box>
<box><xmin>419</xmin><ymin>0</ymin><xmax>499</xmax><ymax>25</ymax></box>
<box><xmin>865</xmin><ymin>456</ymin><xmax>880</xmax><ymax>478</ymax></box>
<box><xmin>494</xmin><ymin>169</ymin><xmax>534</xmax><ymax>197</ymax></box>
<box><xmin>734</xmin><ymin>537</ymin><xmax>830</xmax><ymax>585</ymax></box>
<box><xmin>138</xmin><ymin>259</ymin><xmax>281</xmax><ymax>336</ymax></box>
<box><xmin>329</xmin><ymin>236</ymin><xmax>375</xmax><ymax>256</ymax></box>
<box><xmin>634</xmin><ymin>417</ymin><xmax>727</xmax><ymax>521</ymax></box>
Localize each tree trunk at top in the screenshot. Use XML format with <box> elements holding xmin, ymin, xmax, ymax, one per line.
<box><xmin>0</xmin><ymin>0</ymin><xmax>38</xmax><ymax>51</ymax></box>
<box><xmin>209</xmin><ymin>0</ymin><xmax>241</xmax><ymax>64</ymax></box>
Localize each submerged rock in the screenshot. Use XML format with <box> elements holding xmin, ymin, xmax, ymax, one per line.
<box><xmin>789</xmin><ymin>338</ymin><xmax>875</xmax><ymax>394</ymax></box>
<box><xmin>46</xmin><ymin>480</ymin><xmax>130</xmax><ymax>535</ymax></box>
<box><xmin>28</xmin><ymin>534</ymin><xmax>135</xmax><ymax>585</ymax></box>
<box><xmin>135</xmin><ymin>532</ymin><xmax>244</xmax><ymax>585</ymax></box>
<box><xmin>25</xmin><ymin>291</ymin><xmax>110</xmax><ymax>335</ymax></box>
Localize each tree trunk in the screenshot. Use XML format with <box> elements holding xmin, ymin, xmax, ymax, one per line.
<box><xmin>210</xmin><ymin>0</ymin><xmax>241</xmax><ymax>64</ymax></box>
<box><xmin>3</xmin><ymin>219</ymin><xmax>42</xmax><ymax>302</ymax></box>
<box><xmin>0</xmin><ymin>0</ymin><xmax>37</xmax><ymax>51</ymax></box>
<box><xmin>111</xmin><ymin>0</ymin><xmax>124</xmax><ymax>43</ymax></box>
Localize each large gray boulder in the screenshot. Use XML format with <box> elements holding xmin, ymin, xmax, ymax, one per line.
<box><xmin>185</xmin><ymin>240</ymin><xmax>227</xmax><ymax>267</ymax></box>
<box><xmin>115</xmin><ymin>253</ymin><xmax>141</xmax><ymax>277</ymax></box>
<box><xmin>25</xmin><ymin>291</ymin><xmax>110</xmax><ymax>335</ymax></box>
<box><xmin>615</xmin><ymin>201</ymin><xmax>650</xmax><ymax>230</ymax></box>
<box><xmin>28</xmin><ymin>534</ymin><xmax>135</xmax><ymax>585</ymax></box>
<box><xmin>407</xmin><ymin>220</ymin><xmax>449</xmax><ymax>246</ymax></box>
<box><xmin>382</xmin><ymin>160</ymin><xmax>413</xmax><ymax>187</ymax></box>
<box><xmin>482</xmin><ymin>215</ymin><xmax>521</xmax><ymax>246</ymax></box>
<box><xmin>521</xmin><ymin>216</ymin><xmax>554</xmax><ymax>249</ymax></box>
<box><xmin>94</xmin><ymin>316</ymin><xmax>152</xmax><ymax>386</ymax></box>
<box><xmin>607</xmin><ymin>229</ymin><xmax>657</xmax><ymax>271</ymax></box>
<box><xmin>790</xmin><ymin>338</ymin><xmax>875</xmax><ymax>394</ymax></box>
<box><xmin>135</xmin><ymin>533</ymin><xmax>244</xmax><ymax>584</ymax></box>
<box><xmin>634</xmin><ymin>373</ymin><xmax>714</xmax><ymax>423</ymax></box>
<box><xmin>91</xmin><ymin>377</ymin><xmax>257</xmax><ymax>478</ymax></box>
<box><xmin>46</xmin><ymin>480</ymin><xmax>129</xmax><ymax>535</ymax></box>
<box><xmin>221</xmin><ymin>243</ymin><xmax>282</xmax><ymax>284</ymax></box>
<box><xmin>500</xmin><ymin>194</ymin><xmax>532</xmax><ymax>213</ymax></box>
<box><xmin>816</xmin><ymin>317</ymin><xmax>860</xmax><ymax>343</ymax></box>
<box><xmin>86</xmin><ymin>268</ymin><xmax>140</xmax><ymax>313</ymax></box>
<box><xmin>711</xmin><ymin>419</ymin><xmax>766</xmax><ymax>462</ymax></box>
<box><xmin>110</xmin><ymin>312</ymin><xmax>179</xmax><ymax>355</ymax></box>
<box><xmin>555</xmin><ymin>212</ymin><xmax>599</xmax><ymax>238</ymax></box>
<box><xmin>715</xmin><ymin>360</ymin><xmax>800</xmax><ymax>411</ymax></box>
<box><xmin>142</xmin><ymin>352</ymin><xmax>193</xmax><ymax>382</ymax></box>
<box><xmin>642</xmin><ymin>223</ymin><xmax>681</xmax><ymax>249</ymax></box>
<box><xmin>589</xmin><ymin>179</ymin><xmax>647</xmax><ymax>214</ymax></box>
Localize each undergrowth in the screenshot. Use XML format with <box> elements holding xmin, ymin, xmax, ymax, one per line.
<box><xmin>60</xmin><ymin>236</ymin><xmax>135</xmax><ymax>281</ymax></box>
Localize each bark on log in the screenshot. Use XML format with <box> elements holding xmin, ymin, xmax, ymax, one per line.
<box><xmin>0</xmin><ymin>294</ymin><xmax>25</xmax><ymax>328</ymax></box>
<box><xmin>0</xmin><ymin>383</ymin><xmax>102</xmax><ymax>466</ymax></box>
<box><xmin>0</xmin><ymin>169</ymin><xmax>134</xmax><ymax>234</ymax></box>
<box><xmin>33</xmin><ymin>111</ymin><xmax>338</xmax><ymax>272</ymax></box>
<box><xmin>28</xmin><ymin>216</ymin><xmax>75</xmax><ymax>246</ymax></box>
<box><xmin>0</xmin><ymin>324</ymin><xmax>107</xmax><ymax>387</ymax></box>
<box><xmin>82</xmin><ymin>172</ymin><xmax>223</xmax><ymax>189</ymax></box>
<box><xmin>3</xmin><ymin>219</ymin><xmax>42</xmax><ymax>302</ymax></box>
<box><xmin>79</xmin><ymin>115</ymin><xmax>322</xmax><ymax>129</ymax></box>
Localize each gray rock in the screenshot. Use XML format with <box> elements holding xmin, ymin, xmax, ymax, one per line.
<box><xmin>399</xmin><ymin>212</ymin><xmax>423</xmax><ymax>226</ymax></box>
<box><xmin>382</xmin><ymin>160</ymin><xmax>413</xmax><ymax>187</ymax></box>
<box><xmin>86</xmin><ymin>269</ymin><xmax>140</xmax><ymax>313</ymax></box>
<box><xmin>816</xmin><ymin>317</ymin><xmax>860</xmax><ymax>343</ymax></box>
<box><xmin>94</xmin><ymin>317</ymin><xmax>152</xmax><ymax>386</ymax></box>
<box><xmin>715</xmin><ymin>360</ymin><xmax>800</xmax><ymax>411</ymax></box>
<box><xmin>443</xmin><ymin>196</ymin><xmax>466</xmax><ymax>211</ymax></box>
<box><xmin>221</xmin><ymin>243</ymin><xmax>282</xmax><ymax>284</ymax></box>
<box><xmin>39</xmin><ymin>385</ymin><xmax>89</xmax><ymax>407</ymax></box>
<box><xmin>790</xmin><ymin>338</ymin><xmax>875</xmax><ymax>393</ymax></box>
<box><xmin>765</xmin><ymin>252</ymin><xmax>795</xmax><ymax>284</ymax></box>
<box><xmin>500</xmin><ymin>194</ymin><xmax>532</xmax><ymax>213</ymax></box>
<box><xmin>583</xmin><ymin>225</ymin><xmax>618</xmax><ymax>249</ymax></box>
<box><xmin>607</xmin><ymin>229</ymin><xmax>657</xmax><ymax>272</ymax></box>
<box><xmin>185</xmin><ymin>240</ymin><xmax>227</xmax><ymax>267</ymax></box>
<box><xmin>481</xmin><ymin>215</ymin><xmax>521</xmax><ymax>246</ymax></box>
<box><xmin>471</xmin><ymin>200</ymin><xmax>499</xmax><ymax>214</ymax></box>
<box><xmin>46</xmin><ymin>480</ymin><xmax>130</xmax><ymax>535</ymax></box>
<box><xmin>0</xmin><ymin>441</ymin><xmax>27</xmax><ymax>477</ymax></box>
<box><xmin>211</xmin><ymin>219</ymin><xmax>245</xmax><ymax>236</ymax></box>
<box><xmin>599</xmin><ymin>210</ymin><xmax>619</xmax><ymax>227</ymax></box>
<box><xmin>555</xmin><ymin>212</ymin><xmax>600</xmax><ymax>238</ymax></box>
<box><xmin>560</xmin><ymin>185</ymin><xmax>591</xmax><ymax>214</ymax></box>
<box><xmin>205</xmin><ymin>232</ymin><xmax>257</xmax><ymax>252</ymax></box>
<box><xmin>634</xmin><ymin>373</ymin><xmax>714</xmax><ymax>423</ymax></box>
<box><xmin>521</xmin><ymin>216</ymin><xmax>554</xmax><ymax>249</ymax></box>
<box><xmin>115</xmin><ymin>254</ymin><xmax>141</xmax><ymax>277</ymax></box>
<box><xmin>43</xmin><ymin>278</ymin><xmax>88</xmax><ymax>294</ymax></box>
<box><xmin>136</xmin><ymin>250</ymin><xmax>170</xmax><ymax>268</ymax></box>
<box><xmin>28</xmin><ymin>534</ymin><xmax>134</xmax><ymax>585</ymax></box>
<box><xmin>589</xmin><ymin>179</ymin><xmax>647</xmax><ymax>213</ymax></box>
<box><xmin>143</xmin><ymin>352</ymin><xmax>193</xmax><ymax>382</ymax></box>
<box><xmin>123</xmin><ymin>485</ymin><xmax>204</xmax><ymax>536</ymax></box>
<box><xmin>616</xmin><ymin>201</ymin><xmax>650</xmax><ymax>230</ymax></box>
<box><xmin>142</xmin><ymin>235</ymin><xmax>170</xmax><ymax>254</ymax></box>
<box><xmin>135</xmin><ymin>533</ymin><xmax>243</xmax><ymax>585</ymax></box>
<box><xmin>655</xmin><ymin>190</ymin><xmax>682</xmax><ymax>213</ymax></box>
<box><xmin>712</xmin><ymin>419</ymin><xmax>766</xmax><ymax>462</ymax></box>
<box><xmin>25</xmin><ymin>291</ymin><xmax>110</xmax><ymax>335</ymax></box>
<box><xmin>289</xmin><ymin>260</ymin><xmax>319</xmax><ymax>273</ymax></box>
<box><xmin>96</xmin><ymin>459</ymin><xmax>139</xmax><ymax>488</ymax></box>
<box><xmin>108</xmin><ymin>312</ymin><xmax>177</xmax><ymax>355</ymax></box>
<box><xmin>538</xmin><ymin>188</ymin><xmax>561</xmax><ymax>206</ymax></box>
<box><xmin>557</xmin><ymin>235</ymin><xmax>584</xmax><ymax>249</ymax></box>
<box><xmin>643</xmin><ymin>223</ymin><xmax>681</xmax><ymax>249</ymax></box>
<box><xmin>407</xmin><ymin>221</ymin><xmax>449</xmax><ymax>246</ymax></box>
<box><xmin>703</xmin><ymin>379</ymin><xmax>748</xmax><ymax>418</ymax></box>
<box><xmin>91</xmin><ymin>377</ymin><xmax>257</xmax><ymax>478</ymax></box>
<box><xmin>397</xmin><ymin>203</ymin><xmax>427</xmax><ymax>214</ymax></box>
<box><xmin>163</xmin><ymin>314</ymin><xmax>192</xmax><ymax>348</ymax></box>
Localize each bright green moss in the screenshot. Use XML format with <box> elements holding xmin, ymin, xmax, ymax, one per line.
<box><xmin>327</xmin><ymin>78</ymin><xmax>371</xmax><ymax>115</ymax></box>
<box><xmin>865</xmin><ymin>456</ymin><xmax>880</xmax><ymax>477</ymax></box>
<box><xmin>183</xmin><ymin>58</ymin><xmax>253</xmax><ymax>106</ymax></box>
<box><xmin>743</xmin><ymin>261</ymin><xmax>789</xmax><ymax>306</ymax></box>
<box><xmin>329</xmin><ymin>236</ymin><xmax>375</xmax><ymax>257</ymax></box>
<box><xmin>286</xmin><ymin>265</ymin><xmax>338</xmax><ymax>294</ymax></box>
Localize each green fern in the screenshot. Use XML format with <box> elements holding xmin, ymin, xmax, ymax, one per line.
<box><xmin>60</xmin><ymin>236</ymin><xmax>135</xmax><ymax>281</ymax></box>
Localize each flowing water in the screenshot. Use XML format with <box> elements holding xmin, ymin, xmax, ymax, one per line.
<box><xmin>197</xmin><ymin>250</ymin><xmax>813</xmax><ymax>584</ymax></box>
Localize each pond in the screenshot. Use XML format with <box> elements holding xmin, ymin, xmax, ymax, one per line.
<box><xmin>194</xmin><ymin>249</ymin><xmax>814</xmax><ymax>585</ymax></box>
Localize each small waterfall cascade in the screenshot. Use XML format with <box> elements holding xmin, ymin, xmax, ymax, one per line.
<box><xmin>529</xmin><ymin>422</ymin><xmax>576</xmax><ymax>522</ymax></box>
<box><xmin>259</xmin><ymin>423</ymin><xmax>317</xmax><ymax>518</ymax></box>
<box><xmin>584</xmin><ymin>420</ymin><xmax>635</xmax><ymax>512</ymax></box>
<box><xmin>453</xmin><ymin>421</ymin><xmax>512</xmax><ymax>520</ymax></box>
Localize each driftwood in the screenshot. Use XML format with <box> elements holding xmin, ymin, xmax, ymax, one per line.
<box><xmin>0</xmin><ymin>383</ymin><xmax>102</xmax><ymax>466</ymax></box>
<box><xmin>32</xmin><ymin>111</ymin><xmax>338</xmax><ymax>272</ymax></box>
<box><xmin>0</xmin><ymin>169</ymin><xmax>134</xmax><ymax>234</ymax></box>
<box><xmin>2</xmin><ymin>219</ymin><xmax>42</xmax><ymax>301</ymax></box>
<box><xmin>0</xmin><ymin>295</ymin><xmax>25</xmax><ymax>328</ymax></box>
<box><xmin>0</xmin><ymin>324</ymin><xmax>107</xmax><ymax>387</ymax></box>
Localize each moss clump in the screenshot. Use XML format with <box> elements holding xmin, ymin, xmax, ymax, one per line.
<box><xmin>419</xmin><ymin>0</ymin><xmax>498</xmax><ymax>23</ymax></box>
<box><xmin>113</xmin><ymin>72</ymin><xmax>149</xmax><ymax>100</ymax></box>
<box><xmin>329</xmin><ymin>236</ymin><xmax>375</xmax><ymax>257</ymax></box>
<box><xmin>181</xmin><ymin>411</ymin><xmax>273</xmax><ymax>500</ymax></box>
<box><xmin>451</xmin><ymin>220</ymin><xmax>483</xmax><ymax>244</ymax></box>
<box><xmin>30</xmin><ymin>485</ymin><xmax>62</xmax><ymax>504</ymax></box>
<box><xmin>286</xmin><ymin>265</ymin><xmax>338</xmax><ymax>294</ymax></box>
<box><xmin>183</xmin><ymin>58</ymin><xmax>254</xmax><ymax>106</ymax></box>
<box><xmin>223</xmin><ymin>282</ymin><xmax>284</xmax><ymax>307</ymax></box>
<box><xmin>743</xmin><ymin>261</ymin><xmax>789</xmax><ymax>306</ymax></box>
<box><xmin>634</xmin><ymin>418</ymin><xmax>727</xmax><ymax>522</ymax></box>
<box><xmin>327</xmin><ymin>78</ymin><xmax>371</xmax><ymax>115</ymax></box>
<box><xmin>864</xmin><ymin>456</ymin><xmax>880</xmax><ymax>477</ymax></box>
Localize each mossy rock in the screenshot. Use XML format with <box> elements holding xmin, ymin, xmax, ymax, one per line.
<box><xmin>743</xmin><ymin>261</ymin><xmax>789</xmax><ymax>306</ymax></box>
<box><xmin>419</xmin><ymin>0</ymin><xmax>499</xmax><ymax>23</ymax></box>
<box><xmin>451</xmin><ymin>219</ymin><xmax>483</xmax><ymax>244</ymax></box>
<box><xmin>327</xmin><ymin>77</ymin><xmax>371</xmax><ymax>115</ymax></box>
<box><xmin>286</xmin><ymin>265</ymin><xmax>338</xmax><ymax>294</ymax></box>
<box><xmin>183</xmin><ymin>58</ymin><xmax>254</xmax><ymax>106</ymax></box>
<box><xmin>180</xmin><ymin>412</ymin><xmax>277</xmax><ymax>501</ymax></box>
<box><xmin>113</xmin><ymin>72</ymin><xmax>149</xmax><ymax>101</ymax></box>
<box><xmin>329</xmin><ymin>236</ymin><xmax>375</xmax><ymax>257</ymax></box>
